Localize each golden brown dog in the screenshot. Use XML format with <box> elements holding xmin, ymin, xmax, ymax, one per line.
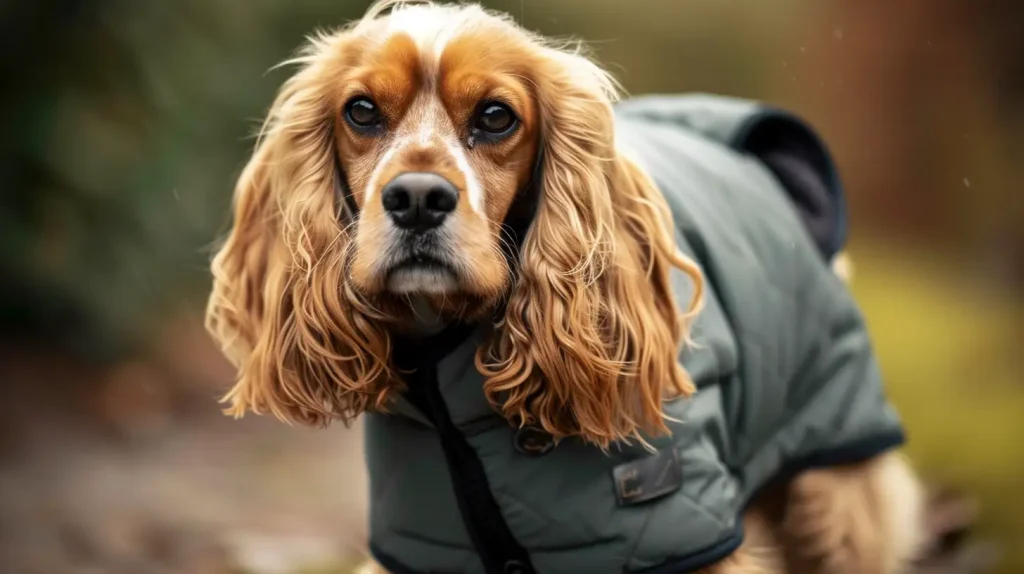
<box><xmin>206</xmin><ymin>2</ymin><xmax>927</xmax><ymax>572</ymax></box>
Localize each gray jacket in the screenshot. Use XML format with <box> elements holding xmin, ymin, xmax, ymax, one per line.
<box><xmin>364</xmin><ymin>94</ymin><xmax>906</xmax><ymax>574</ymax></box>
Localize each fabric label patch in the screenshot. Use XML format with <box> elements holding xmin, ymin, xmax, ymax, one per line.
<box><xmin>612</xmin><ymin>448</ymin><xmax>683</xmax><ymax>506</ymax></box>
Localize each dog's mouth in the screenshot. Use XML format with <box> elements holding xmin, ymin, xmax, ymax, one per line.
<box><xmin>385</xmin><ymin>253</ymin><xmax>459</xmax><ymax>294</ymax></box>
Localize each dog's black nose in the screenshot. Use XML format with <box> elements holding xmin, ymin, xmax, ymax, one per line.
<box><xmin>381</xmin><ymin>172</ymin><xmax>459</xmax><ymax>231</ymax></box>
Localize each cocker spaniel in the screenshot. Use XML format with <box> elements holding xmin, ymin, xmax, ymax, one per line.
<box><xmin>206</xmin><ymin>1</ymin><xmax>928</xmax><ymax>573</ymax></box>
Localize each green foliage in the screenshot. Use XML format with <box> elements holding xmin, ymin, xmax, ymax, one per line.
<box><xmin>0</xmin><ymin>0</ymin><xmax>367</xmax><ymax>358</ymax></box>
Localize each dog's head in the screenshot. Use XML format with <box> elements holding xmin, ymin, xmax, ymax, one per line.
<box><xmin>206</xmin><ymin>0</ymin><xmax>703</xmax><ymax>447</ymax></box>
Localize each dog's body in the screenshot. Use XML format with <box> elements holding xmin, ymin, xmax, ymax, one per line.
<box><xmin>355</xmin><ymin>452</ymin><xmax>923</xmax><ymax>574</ymax></box>
<box><xmin>206</xmin><ymin>2</ymin><xmax>927</xmax><ymax>572</ymax></box>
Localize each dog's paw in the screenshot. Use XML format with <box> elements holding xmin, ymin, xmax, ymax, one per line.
<box><xmin>910</xmin><ymin>486</ymin><xmax>1000</xmax><ymax>574</ymax></box>
<box><xmin>782</xmin><ymin>466</ymin><xmax>888</xmax><ymax>574</ymax></box>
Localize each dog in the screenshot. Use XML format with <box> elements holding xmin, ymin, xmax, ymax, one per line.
<box><xmin>205</xmin><ymin>1</ymin><xmax>928</xmax><ymax>572</ymax></box>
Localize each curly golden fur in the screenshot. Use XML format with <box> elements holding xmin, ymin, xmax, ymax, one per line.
<box><xmin>207</xmin><ymin>1</ymin><xmax>927</xmax><ymax>572</ymax></box>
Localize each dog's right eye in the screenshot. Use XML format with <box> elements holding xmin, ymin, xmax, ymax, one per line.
<box><xmin>344</xmin><ymin>97</ymin><xmax>383</xmax><ymax>131</ymax></box>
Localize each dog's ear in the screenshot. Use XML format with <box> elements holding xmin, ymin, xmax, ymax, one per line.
<box><xmin>206</xmin><ymin>35</ymin><xmax>393</xmax><ymax>426</ymax></box>
<box><xmin>478</xmin><ymin>47</ymin><xmax>704</xmax><ymax>449</ymax></box>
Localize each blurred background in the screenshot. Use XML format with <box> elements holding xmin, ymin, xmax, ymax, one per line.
<box><xmin>0</xmin><ymin>0</ymin><xmax>1020</xmax><ymax>572</ymax></box>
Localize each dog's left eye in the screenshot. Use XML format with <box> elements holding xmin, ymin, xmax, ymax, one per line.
<box><xmin>473</xmin><ymin>102</ymin><xmax>517</xmax><ymax>136</ymax></box>
<box><xmin>344</xmin><ymin>97</ymin><xmax>383</xmax><ymax>131</ymax></box>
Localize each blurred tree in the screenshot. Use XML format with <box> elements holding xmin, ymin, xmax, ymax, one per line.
<box><xmin>0</xmin><ymin>0</ymin><xmax>368</xmax><ymax>361</ymax></box>
<box><xmin>789</xmin><ymin>0</ymin><xmax>1023</xmax><ymax>291</ymax></box>
<box><xmin>0</xmin><ymin>0</ymin><xmax>120</xmax><ymax>359</ymax></box>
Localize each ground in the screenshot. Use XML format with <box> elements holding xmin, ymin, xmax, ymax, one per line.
<box><xmin>0</xmin><ymin>330</ymin><xmax>370</xmax><ymax>574</ymax></box>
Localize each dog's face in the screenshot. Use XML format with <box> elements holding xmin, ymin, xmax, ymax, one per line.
<box><xmin>338</xmin><ymin>8</ymin><xmax>539</xmax><ymax>303</ymax></box>
<box><xmin>206</xmin><ymin>1</ymin><xmax>703</xmax><ymax>448</ymax></box>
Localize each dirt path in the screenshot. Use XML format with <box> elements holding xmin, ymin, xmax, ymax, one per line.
<box><xmin>0</xmin><ymin>342</ymin><xmax>370</xmax><ymax>574</ymax></box>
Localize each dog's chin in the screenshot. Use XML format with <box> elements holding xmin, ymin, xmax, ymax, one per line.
<box><xmin>386</xmin><ymin>262</ymin><xmax>459</xmax><ymax>296</ymax></box>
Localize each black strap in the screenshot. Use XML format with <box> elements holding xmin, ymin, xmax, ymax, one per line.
<box><xmin>395</xmin><ymin>324</ymin><xmax>536</xmax><ymax>574</ymax></box>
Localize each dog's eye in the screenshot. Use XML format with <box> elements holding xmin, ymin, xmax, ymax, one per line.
<box><xmin>474</xmin><ymin>102</ymin><xmax>517</xmax><ymax>136</ymax></box>
<box><xmin>344</xmin><ymin>97</ymin><xmax>382</xmax><ymax>130</ymax></box>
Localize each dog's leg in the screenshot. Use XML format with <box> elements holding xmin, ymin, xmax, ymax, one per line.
<box><xmin>781</xmin><ymin>452</ymin><xmax>926</xmax><ymax>574</ymax></box>
<box><xmin>693</xmin><ymin>506</ymin><xmax>784</xmax><ymax>574</ymax></box>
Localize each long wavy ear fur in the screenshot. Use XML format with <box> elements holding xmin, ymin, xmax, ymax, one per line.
<box><xmin>478</xmin><ymin>45</ymin><xmax>704</xmax><ymax>449</ymax></box>
<box><xmin>205</xmin><ymin>33</ymin><xmax>394</xmax><ymax>426</ymax></box>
